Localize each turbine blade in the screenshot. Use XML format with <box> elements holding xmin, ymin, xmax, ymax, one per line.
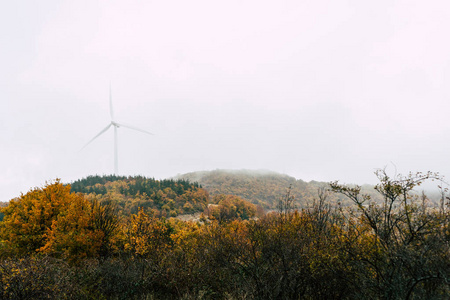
<box><xmin>109</xmin><ymin>83</ymin><xmax>114</xmax><ymax>121</ymax></box>
<box><xmin>115</xmin><ymin>122</ymin><xmax>154</xmax><ymax>135</ymax></box>
<box><xmin>80</xmin><ymin>123</ymin><xmax>112</xmax><ymax>151</ymax></box>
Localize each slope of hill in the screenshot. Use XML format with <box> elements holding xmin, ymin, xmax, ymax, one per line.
<box><xmin>175</xmin><ymin>169</ymin><xmax>352</xmax><ymax>208</ymax></box>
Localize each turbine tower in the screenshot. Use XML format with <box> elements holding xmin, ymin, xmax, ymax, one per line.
<box><xmin>81</xmin><ymin>85</ymin><xmax>153</xmax><ymax>174</ymax></box>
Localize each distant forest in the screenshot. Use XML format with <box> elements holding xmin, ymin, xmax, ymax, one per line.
<box><xmin>71</xmin><ymin>175</ymin><xmax>201</xmax><ymax>196</ymax></box>
<box><xmin>70</xmin><ymin>175</ymin><xmax>207</xmax><ymax>217</ymax></box>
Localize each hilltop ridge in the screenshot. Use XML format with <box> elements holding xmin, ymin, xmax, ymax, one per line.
<box><xmin>175</xmin><ymin>169</ymin><xmax>353</xmax><ymax>208</ymax></box>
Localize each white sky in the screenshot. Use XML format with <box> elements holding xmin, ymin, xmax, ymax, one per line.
<box><xmin>2</xmin><ymin>0</ymin><xmax>450</xmax><ymax>201</ymax></box>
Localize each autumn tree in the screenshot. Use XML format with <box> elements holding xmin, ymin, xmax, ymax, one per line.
<box><xmin>0</xmin><ymin>180</ymin><xmax>81</xmax><ymax>256</ymax></box>
<box><xmin>40</xmin><ymin>196</ymin><xmax>104</xmax><ymax>260</ymax></box>
<box><xmin>0</xmin><ymin>180</ymin><xmax>111</xmax><ymax>260</ymax></box>
<box><xmin>90</xmin><ymin>198</ymin><xmax>120</xmax><ymax>256</ymax></box>
<box><xmin>124</xmin><ymin>208</ymin><xmax>174</xmax><ymax>259</ymax></box>
<box><xmin>208</xmin><ymin>194</ymin><xmax>257</xmax><ymax>222</ymax></box>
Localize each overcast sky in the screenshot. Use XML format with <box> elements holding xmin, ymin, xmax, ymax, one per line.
<box><xmin>2</xmin><ymin>0</ymin><xmax>450</xmax><ymax>201</ymax></box>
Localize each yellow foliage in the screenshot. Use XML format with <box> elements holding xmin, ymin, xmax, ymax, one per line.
<box><xmin>124</xmin><ymin>209</ymin><xmax>174</xmax><ymax>258</ymax></box>
<box><xmin>0</xmin><ymin>180</ymin><xmax>106</xmax><ymax>260</ymax></box>
<box><xmin>41</xmin><ymin>196</ymin><xmax>104</xmax><ymax>260</ymax></box>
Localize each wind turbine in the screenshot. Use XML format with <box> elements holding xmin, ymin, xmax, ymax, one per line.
<box><xmin>81</xmin><ymin>85</ymin><xmax>153</xmax><ymax>174</ymax></box>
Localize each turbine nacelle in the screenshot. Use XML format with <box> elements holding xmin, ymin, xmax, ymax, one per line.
<box><xmin>80</xmin><ymin>86</ymin><xmax>153</xmax><ymax>174</ymax></box>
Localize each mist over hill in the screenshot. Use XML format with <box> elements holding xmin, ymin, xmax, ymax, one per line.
<box><xmin>175</xmin><ymin>169</ymin><xmax>358</xmax><ymax>208</ymax></box>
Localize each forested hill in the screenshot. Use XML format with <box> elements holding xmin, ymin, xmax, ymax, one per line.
<box><xmin>69</xmin><ymin>175</ymin><xmax>208</xmax><ymax>217</ymax></box>
<box><xmin>68</xmin><ymin>172</ymin><xmax>376</xmax><ymax>214</ymax></box>
<box><xmin>175</xmin><ymin>169</ymin><xmax>355</xmax><ymax>208</ymax></box>
<box><xmin>70</xmin><ymin>175</ymin><xmax>200</xmax><ymax>196</ymax></box>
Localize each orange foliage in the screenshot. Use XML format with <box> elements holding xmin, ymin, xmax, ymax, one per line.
<box><xmin>0</xmin><ymin>180</ymin><xmax>106</xmax><ymax>260</ymax></box>
<box><xmin>208</xmin><ymin>194</ymin><xmax>257</xmax><ymax>222</ymax></box>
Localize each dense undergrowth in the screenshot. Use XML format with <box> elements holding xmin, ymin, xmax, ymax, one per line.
<box><xmin>0</xmin><ymin>171</ymin><xmax>449</xmax><ymax>299</ymax></box>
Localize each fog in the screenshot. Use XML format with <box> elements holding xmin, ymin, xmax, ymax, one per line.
<box><xmin>2</xmin><ymin>0</ymin><xmax>450</xmax><ymax>201</ymax></box>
